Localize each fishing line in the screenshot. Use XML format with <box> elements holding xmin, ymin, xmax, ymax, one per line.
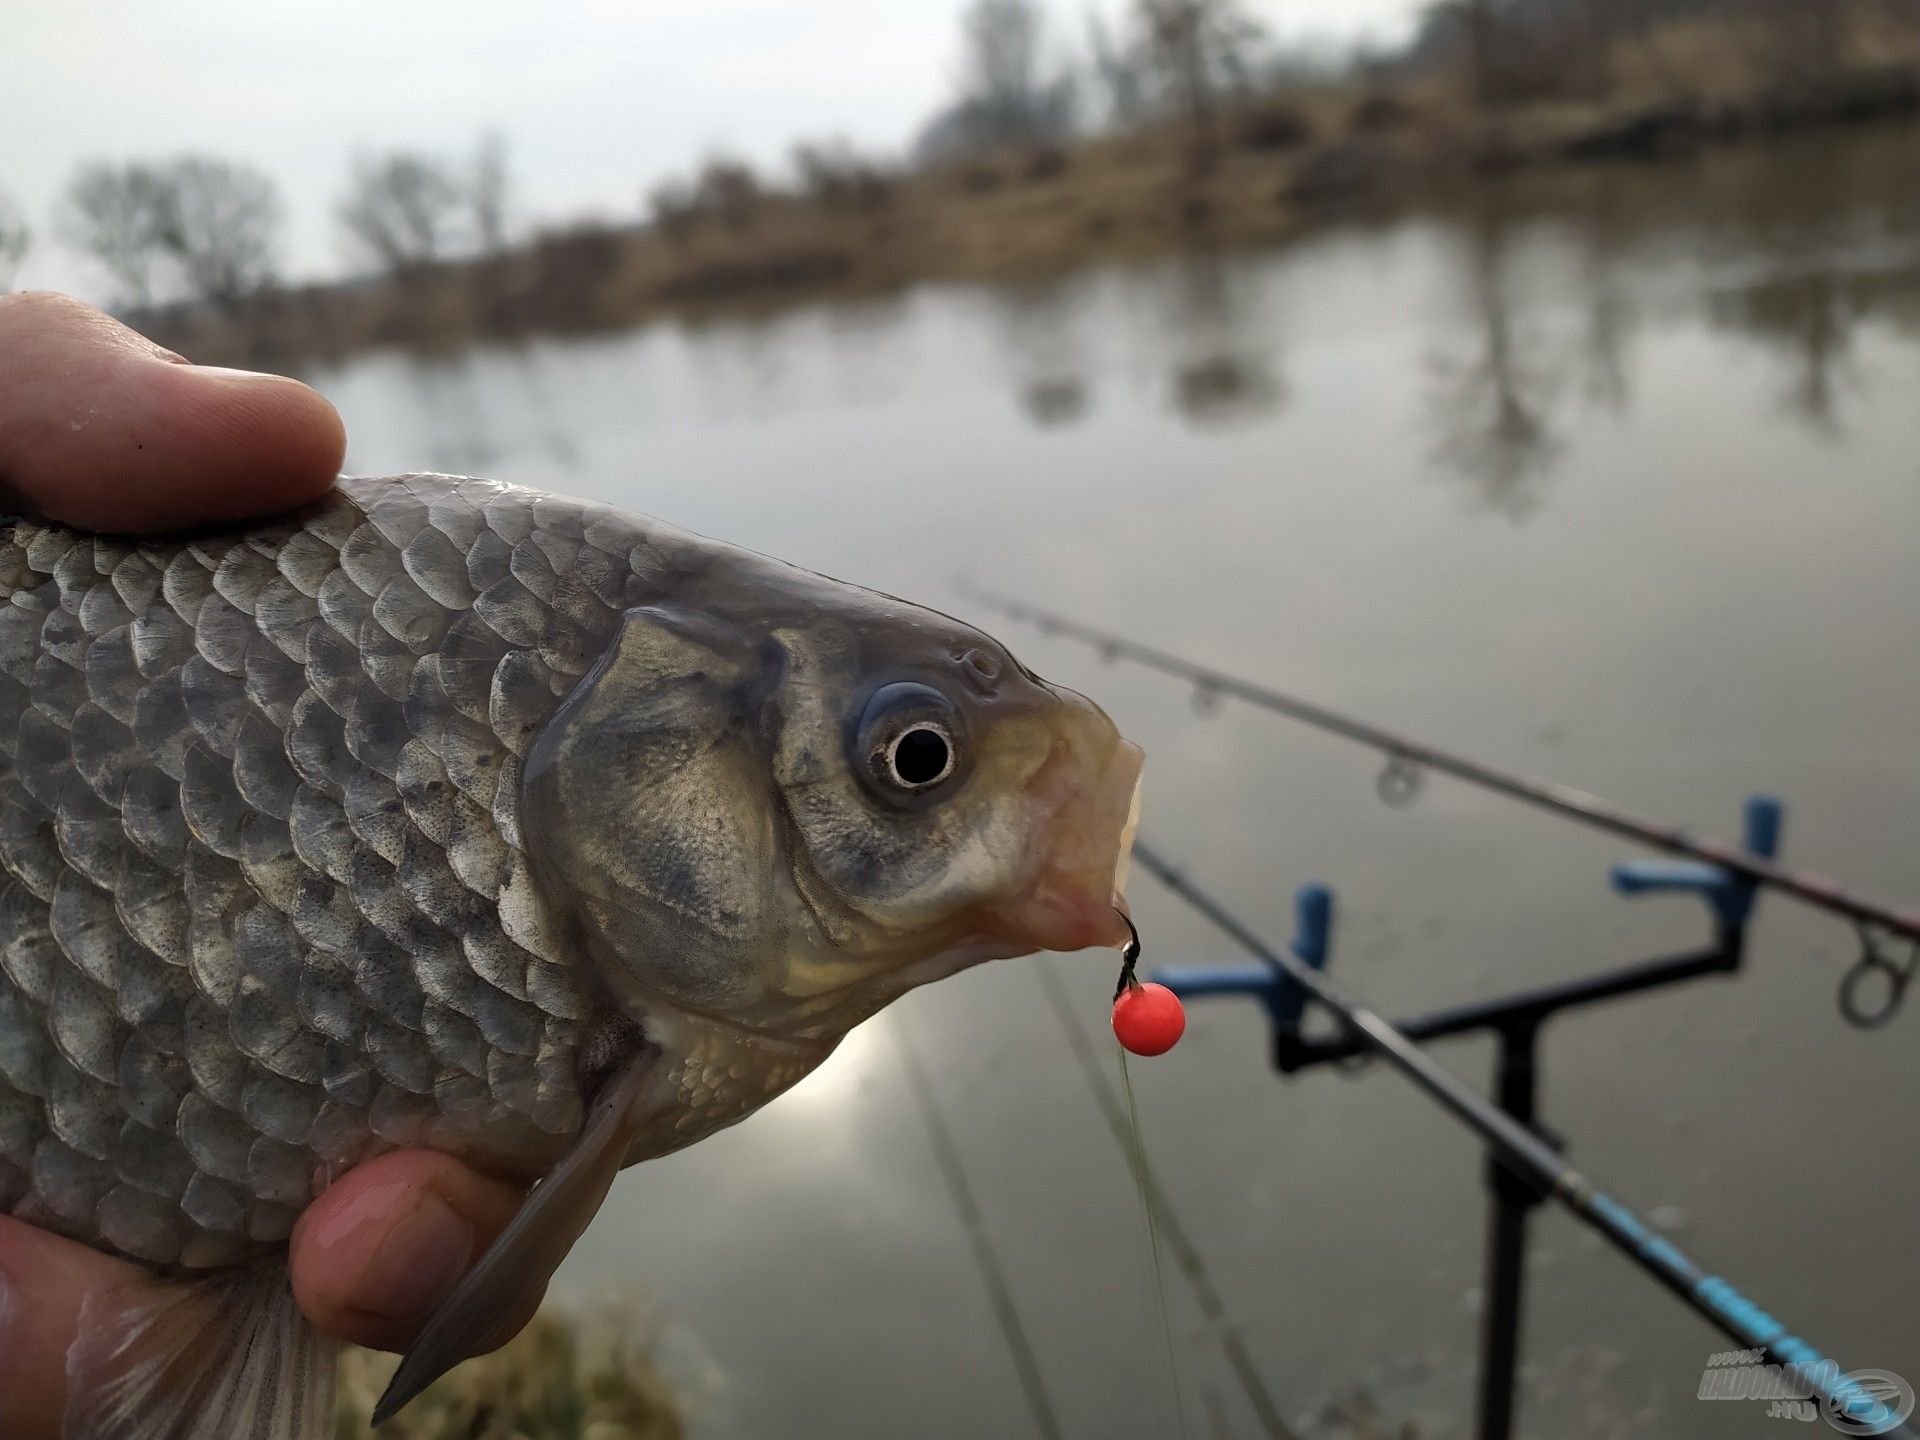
<box><xmin>1117</xmin><ymin>1041</ymin><xmax>1191</xmax><ymax>1440</ymax></box>
<box><xmin>960</xmin><ymin>581</ymin><xmax>1920</xmax><ymax>955</ymax></box>
<box><xmin>889</xmin><ymin>1014</ymin><xmax>1066</xmax><ymax>1440</ymax></box>
<box><xmin>1035</xmin><ymin>957</ymin><xmax>1300</xmax><ymax>1440</ymax></box>
<box><xmin>1110</xmin><ymin>914</ymin><xmax>1191</xmax><ymax>1440</ymax></box>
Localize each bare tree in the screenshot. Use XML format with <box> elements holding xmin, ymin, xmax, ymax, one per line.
<box><xmin>154</xmin><ymin>157</ymin><xmax>282</xmax><ymax>305</ymax></box>
<box><xmin>469</xmin><ymin>132</ymin><xmax>512</xmax><ymax>255</ymax></box>
<box><xmin>60</xmin><ymin>162</ymin><xmax>174</xmax><ymax>306</ymax></box>
<box><xmin>1087</xmin><ymin>9</ymin><xmax>1148</xmax><ymax>127</ymax></box>
<box><xmin>690</xmin><ymin>155</ymin><xmax>764</xmax><ymax>228</ymax></box>
<box><xmin>646</xmin><ymin>178</ymin><xmax>699</xmax><ymax>241</ymax></box>
<box><xmin>338</xmin><ymin>151</ymin><xmax>469</xmax><ymax>274</ymax></box>
<box><xmin>1462</xmin><ymin>0</ymin><xmax>1498</xmax><ymax>104</ymax></box>
<box><xmin>60</xmin><ymin>157</ymin><xmax>281</xmax><ymax>307</ymax></box>
<box><xmin>916</xmin><ymin>0</ymin><xmax>1077</xmax><ymax>159</ymax></box>
<box><xmin>0</xmin><ymin>193</ymin><xmax>28</xmax><ymax>292</ymax></box>
<box><xmin>960</xmin><ymin>0</ymin><xmax>1056</xmax><ymax>131</ymax></box>
<box><xmin>791</xmin><ymin>139</ymin><xmax>893</xmax><ymax>209</ymax></box>
<box><xmin>1133</xmin><ymin>0</ymin><xmax>1268</xmax><ymax>152</ymax></box>
<box><xmin>1413</xmin><ymin>0</ymin><xmax>1510</xmax><ymax>106</ymax></box>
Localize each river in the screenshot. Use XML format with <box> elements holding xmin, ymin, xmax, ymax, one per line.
<box><xmin>314</xmin><ymin>125</ymin><xmax>1920</xmax><ymax>1439</ymax></box>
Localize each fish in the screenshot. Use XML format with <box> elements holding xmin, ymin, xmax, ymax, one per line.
<box><xmin>0</xmin><ymin>472</ymin><xmax>1143</xmax><ymax>1439</ymax></box>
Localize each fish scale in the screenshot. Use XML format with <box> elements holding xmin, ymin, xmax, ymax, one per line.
<box><xmin>0</xmin><ymin>473</ymin><xmax>681</xmax><ymax>1270</ymax></box>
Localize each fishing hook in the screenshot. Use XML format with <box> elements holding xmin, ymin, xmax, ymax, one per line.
<box><xmin>1838</xmin><ymin>925</ymin><xmax>1917</xmax><ymax>1029</ymax></box>
<box><xmin>1191</xmin><ymin>680</ymin><xmax>1222</xmax><ymax>717</ymax></box>
<box><xmin>1376</xmin><ymin>752</ymin><xmax>1423</xmax><ymax>808</ymax></box>
<box><xmin>1114</xmin><ymin>910</ymin><xmax>1144</xmax><ymax>1000</ymax></box>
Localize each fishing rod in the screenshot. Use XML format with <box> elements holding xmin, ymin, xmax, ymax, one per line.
<box><xmin>1131</xmin><ymin>838</ymin><xmax>1918</xmax><ymax>1440</ymax></box>
<box><xmin>961</xmin><ymin>582</ymin><xmax>1920</xmax><ymax>961</ymax></box>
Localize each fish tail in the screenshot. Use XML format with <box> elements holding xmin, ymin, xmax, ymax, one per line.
<box><xmin>63</xmin><ymin>1266</ymin><xmax>338</xmax><ymax>1440</ymax></box>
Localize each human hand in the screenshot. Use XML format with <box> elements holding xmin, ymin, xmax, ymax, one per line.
<box><xmin>0</xmin><ymin>294</ymin><xmax>544</xmax><ymax>1438</ymax></box>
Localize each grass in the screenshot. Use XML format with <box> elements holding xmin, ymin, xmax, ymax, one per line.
<box><xmin>335</xmin><ymin>1310</ymin><xmax>685</xmax><ymax>1440</ymax></box>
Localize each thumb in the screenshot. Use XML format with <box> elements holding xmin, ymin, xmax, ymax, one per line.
<box><xmin>0</xmin><ymin>291</ymin><xmax>343</xmax><ymax>532</ymax></box>
<box><xmin>290</xmin><ymin>1149</ymin><xmax>534</xmax><ymax>1356</ymax></box>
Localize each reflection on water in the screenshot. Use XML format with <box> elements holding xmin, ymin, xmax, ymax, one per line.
<box><xmin>1706</xmin><ymin>263</ymin><xmax>1920</xmax><ymax>434</ymax></box>
<box><xmin>318</xmin><ymin>127</ymin><xmax>1920</xmax><ymax>1440</ymax></box>
<box><xmin>1426</xmin><ymin>207</ymin><xmax>1568</xmax><ymax>520</ymax></box>
<box><xmin>989</xmin><ymin>273</ymin><xmax>1098</xmax><ymax>430</ymax></box>
<box><xmin>1174</xmin><ymin>350</ymin><xmax>1283</xmax><ymax>428</ymax></box>
<box><xmin>1020</xmin><ymin>375</ymin><xmax>1089</xmax><ymax>428</ymax></box>
<box><xmin>390</xmin><ymin>344</ymin><xmax>582</xmax><ymax>476</ymax></box>
<box><xmin>1157</xmin><ymin>254</ymin><xmax>1286</xmax><ymax>430</ymax></box>
<box><xmin>989</xmin><ymin>252</ymin><xmax>1289</xmax><ymax>434</ymax></box>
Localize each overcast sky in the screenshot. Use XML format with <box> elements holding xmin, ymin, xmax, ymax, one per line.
<box><xmin>1</xmin><ymin>0</ymin><xmax>1425</xmax><ymax>301</ymax></box>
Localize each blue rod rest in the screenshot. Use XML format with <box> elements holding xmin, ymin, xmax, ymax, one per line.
<box><xmin>1610</xmin><ymin>795</ymin><xmax>1783</xmax><ymax>930</ymax></box>
<box><xmin>1152</xmin><ymin>883</ymin><xmax>1334</xmax><ymax>1033</ymax></box>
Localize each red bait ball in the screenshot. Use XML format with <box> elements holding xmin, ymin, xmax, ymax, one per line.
<box><xmin>1112</xmin><ymin>982</ymin><xmax>1186</xmax><ymax>1056</ymax></box>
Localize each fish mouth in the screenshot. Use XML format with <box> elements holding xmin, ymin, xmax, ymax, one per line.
<box><xmin>992</xmin><ymin>735</ymin><xmax>1145</xmax><ymax>953</ymax></box>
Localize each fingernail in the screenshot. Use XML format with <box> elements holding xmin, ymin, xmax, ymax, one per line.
<box><xmin>185</xmin><ymin>365</ymin><xmax>276</xmax><ymax>384</ymax></box>
<box><xmin>352</xmin><ymin>1191</ymin><xmax>476</xmax><ymax>1322</ymax></box>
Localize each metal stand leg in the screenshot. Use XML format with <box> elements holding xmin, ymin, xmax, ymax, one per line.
<box><xmin>1477</xmin><ymin>1021</ymin><xmax>1546</xmax><ymax>1440</ymax></box>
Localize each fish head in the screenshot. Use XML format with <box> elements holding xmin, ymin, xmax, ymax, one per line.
<box><xmin>765</xmin><ymin>599</ymin><xmax>1145</xmax><ymax>1002</ymax></box>
<box><xmin>523</xmin><ymin>559</ymin><xmax>1142</xmax><ymax>1040</ymax></box>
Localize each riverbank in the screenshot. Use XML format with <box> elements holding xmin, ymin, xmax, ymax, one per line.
<box><xmin>138</xmin><ymin>61</ymin><xmax>1920</xmax><ymax>371</ymax></box>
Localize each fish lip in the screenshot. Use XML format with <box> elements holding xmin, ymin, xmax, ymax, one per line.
<box><xmin>993</xmin><ymin>737</ymin><xmax>1145</xmax><ymax>953</ymax></box>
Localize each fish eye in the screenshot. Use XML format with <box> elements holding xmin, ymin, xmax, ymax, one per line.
<box><xmin>854</xmin><ymin>682</ymin><xmax>967</xmax><ymax>802</ymax></box>
<box><xmin>888</xmin><ymin>724</ymin><xmax>955</xmax><ymax>787</ymax></box>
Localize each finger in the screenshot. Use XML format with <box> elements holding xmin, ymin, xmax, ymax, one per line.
<box><xmin>0</xmin><ymin>291</ymin><xmax>344</xmax><ymax>533</ymax></box>
<box><xmin>290</xmin><ymin>1149</ymin><xmax>535</xmax><ymax>1355</ymax></box>
<box><xmin>0</xmin><ymin>1214</ymin><xmax>156</xmax><ymax>1440</ymax></box>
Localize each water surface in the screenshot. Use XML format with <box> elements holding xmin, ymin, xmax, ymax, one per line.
<box><xmin>320</xmin><ymin>127</ymin><xmax>1920</xmax><ymax>1439</ymax></box>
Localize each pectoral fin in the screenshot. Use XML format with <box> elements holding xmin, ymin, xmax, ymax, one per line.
<box><xmin>371</xmin><ymin>1050</ymin><xmax>653</xmax><ymax>1424</ymax></box>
